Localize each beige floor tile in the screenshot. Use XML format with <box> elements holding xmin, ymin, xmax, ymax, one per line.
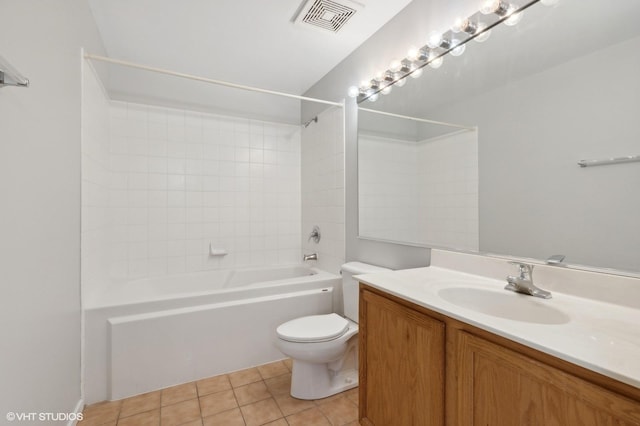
<box><xmin>239</xmin><ymin>398</ymin><xmax>283</xmax><ymax>426</ymax></box>
<box><xmin>257</xmin><ymin>361</ymin><xmax>289</xmax><ymax>380</ymax></box>
<box><xmin>263</xmin><ymin>373</ymin><xmax>291</xmax><ymax>396</ymax></box>
<box><xmin>79</xmin><ymin>421</ymin><xmax>117</xmax><ymax>426</ymax></box>
<box><xmin>161</xmin><ymin>382</ymin><xmax>198</xmax><ymax>406</ymax></box>
<box><xmin>341</xmin><ymin>421</ymin><xmax>360</xmax><ymax>426</ymax></box>
<box><xmin>80</xmin><ymin>400</ymin><xmax>122</xmax><ymax>425</ymax></box>
<box><xmin>234</xmin><ymin>381</ymin><xmax>271</xmax><ymax>406</ymax></box>
<box><xmin>274</xmin><ymin>393</ymin><xmax>315</xmax><ymax>417</ymax></box>
<box><xmin>202</xmin><ymin>407</ymin><xmax>246</xmax><ymax>426</ymax></box>
<box><xmin>196</xmin><ymin>374</ymin><xmax>231</xmax><ymax>396</ymax></box>
<box><xmin>160</xmin><ymin>399</ymin><xmax>201</xmax><ymax>426</ymax></box>
<box><xmin>317</xmin><ymin>396</ymin><xmax>358</xmax><ymax>425</ymax></box>
<box><xmin>344</xmin><ymin>388</ymin><xmax>359</xmax><ymax>406</ymax></box>
<box><xmin>228</xmin><ymin>367</ymin><xmax>262</xmax><ymax>388</ymax></box>
<box><xmin>313</xmin><ymin>392</ymin><xmax>345</xmax><ymax>406</ymax></box>
<box><xmin>199</xmin><ymin>389</ymin><xmax>238</xmax><ymax>418</ymax></box>
<box><xmin>179</xmin><ymin>420</ymin><xmax>203</xmax><ymax>426</ymax></box>
<box><xmin>283</xmin><ymin>359</ymin><xmax>293</xmax><ymax>371</ymax></box>
<box><xmin>116</xmin><ymin>409</ymin><xmax>159</xmax><ymax>426</ymax></box>
<box><xmin>286</xmin><ymin>407</ymin><xmax>331</xmax><ymax>426</ymax></box>
<box><xmin>263</xmin><ymin>419</ymin><xmax>288</xmax><ymax>426</ymax></box>
<box><xmin>119</xmin><ymin>391</ymin><xmax>161</xmax><ymax>418</ymax></box>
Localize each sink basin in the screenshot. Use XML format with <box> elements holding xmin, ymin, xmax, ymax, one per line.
<box><xmin>438</xmin><ymin>287</ymin><xmax>570</xmax><ymax>325</ymax></box>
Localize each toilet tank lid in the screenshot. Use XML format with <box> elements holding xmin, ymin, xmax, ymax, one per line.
<box><xmin>341</xmin><ymin>262</ymin><xmax>390</xmax><ymax>275</ymax></box>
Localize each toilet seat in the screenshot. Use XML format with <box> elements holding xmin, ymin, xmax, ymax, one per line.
<box><xmin>277</xmin><ymin>313</ymin><xmax>349</xmax><ymax>343</ymax></box>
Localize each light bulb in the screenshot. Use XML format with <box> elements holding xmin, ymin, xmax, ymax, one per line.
<box><xmin>452</xmin><ymin>17</ymin><xmax>465</xmax><ymax>33</ymax></box>
<box><xmin>381</xmin><ymin>85</ymin><xmax>392</xmax><ymax>95</ymax></box>
<box><xmin>504</xmin><ymin>9</ymin><xmax>523</xmax><ymax>26</ymax></box>
<box><xmin>541</xmin><ymin>0</ymin><xmax>559</xmax><ymax>5</ymax></box>
<box><xmin>481</xmin><ymin>0</ymin><xmax>508</xmax><ymax>15</ymax></box>
<box><xmin>407</xmin><ymin>47</ymin><xmax>419</xmax><ymax>61</ymax></box>
<box><xmin>410</xmin><ymin>67</ymin><xmax>423</xmax><ymax>78</ymax></box>
<box><xmin>360</xmin><ymin>80</ymin><xmax>370</xmax><ymax>89</ymax></box>
<box><xmin>427</xmin><ymin>32</ymin><xmax>443</xmax><ymax>49</ymax></box>
<box><xmin>474</xmin><ymin>26</ymin><xmax>491</xmax><ymax>43</ymax></box>
<box><xmin>450</xmin><ymin>41</ymin><xmax>465</xmax><ymax>56</ymax></box>
<box><xmin>416</xmin><ymin>48</ymin><xmax>429</xmax><ymax>62</ymax></box>
<box><xmin>368</xmin><ymin>93</ymin><xmax>379</xmax><ymax>102</ymax></box>
<box><xmin>347</xmin><ymin>86</ymin><xmax>360</xmax><ymax>98</ymax></box>
<box><xmin>389</xmin><ymin>59</ymin><xmax>402</xmax><ymax>72</ymax></box>
<box><xmin>370</xmin><ymin>79</ymin><xmax>380</xmax><ymax>90</ymax></box>
<box><xmin>395</xmin><ymin>77</ymin><xmax>407</xmax><ymax>87</ymax></box>
<box><xmin>429</xmin><ymin>56</ymin><xmax>443</xmax><ymax>69</ymax></box>
<box><xmin>384</xmin><ymin>71</ymin><xmax>395</xmax><ymax>83</ymax></box>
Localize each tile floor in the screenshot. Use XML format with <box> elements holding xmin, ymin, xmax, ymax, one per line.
<box><xmin>79</xmin><ymin>359</ymin><xmax>360</xmax><ymax>426</ymax></box>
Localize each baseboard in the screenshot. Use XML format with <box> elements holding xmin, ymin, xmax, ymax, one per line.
<box><xmin>68</xmin><ymin>399</ymin><xmax>84</xmax><ymax>426</ymax></box>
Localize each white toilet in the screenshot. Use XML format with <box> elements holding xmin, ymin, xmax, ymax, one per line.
<box><xmin>276</xmin><ymin>262</ymin><xmax>389</xmax><ymax>400</ymax></box>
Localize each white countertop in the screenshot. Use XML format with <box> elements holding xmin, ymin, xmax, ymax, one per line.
<box><xmin>357</xmin><ymin>265</ymin><xmax>640</xmax><ymax>389</ymax></box>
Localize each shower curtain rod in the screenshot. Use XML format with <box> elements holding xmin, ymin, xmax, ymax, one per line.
<box><xmin>358</xmin><ymin>107</ymin><xmax>476</xmax><ymax>131</ymax></box>
<box><xmin>84</xmin><ymin>53</ymin><xmax>344</xmax><ymax>108</ymax></box>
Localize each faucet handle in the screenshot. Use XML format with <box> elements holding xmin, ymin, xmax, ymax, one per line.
<box><xmin>308</xmin><ymin>225</ymin><xmax>321</xmax><ymax>243</ymax></box>
<box><xmin>508</xmin><ymin>261</ymin><xmax>534</xmax><ymax>279</ymax></box>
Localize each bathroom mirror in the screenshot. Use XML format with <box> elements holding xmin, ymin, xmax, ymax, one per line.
<box><xmin>357</xmin><ymin>0</ymin><xmax>640</xmax><ymax>274</ymax></box>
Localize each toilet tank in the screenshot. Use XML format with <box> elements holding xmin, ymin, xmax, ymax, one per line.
<box><xmin>341</xmin><ymin>262</ymin><xmax>390</xmax><ymax>322</ymax></box>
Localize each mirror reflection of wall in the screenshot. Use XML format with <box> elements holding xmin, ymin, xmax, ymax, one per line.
<box><xmin>357</xmin><ymin>0</ymin><xmax>640</xmax><ymax>274</ymax></box>
<box><xmin>358</xmin><ymin>109</ymin><xmax>479</xmax><ymax>251</ymax></box>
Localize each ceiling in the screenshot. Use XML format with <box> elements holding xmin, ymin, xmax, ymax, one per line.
<box><xmin>87</xmin><ymin>0</ymin><xmax>413</xmax><ymax>123</ymax></box>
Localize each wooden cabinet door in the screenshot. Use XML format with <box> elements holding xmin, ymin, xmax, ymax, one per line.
<box><xmin>360</xmin><ymin>288</ymin><xmax>445</xmax><ymax>426</ymax></box>
<box><xmin>453</xmin><ymin>330</ymin><xmax>640</xmax><ymax>425</ymax></box>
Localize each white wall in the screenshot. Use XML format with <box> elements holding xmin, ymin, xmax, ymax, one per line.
<box><xmin>0</xmin><ymin>0</ymin><xmax>105</xmax><ymax>418</ymax></box>
<box><xmin>82</xmin><ymin>61</ymin><xmax>113</xmax><ymax>304</ymax></box>
<box><xmin>301</xmin><ymin>107</ymin><xmax>346</xmax><ymax>276</ymax></box>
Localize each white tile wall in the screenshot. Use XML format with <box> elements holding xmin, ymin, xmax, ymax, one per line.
<box><xmin>301</xmin><ymin>106</ymin><xmax>346</xmax><ymax>275</ymax></box>
<box><xmin>358</xmin><ymin>135</ymin><xmax>421</xmax><ymax>243</ymax></box>
<box><xmin>108</xmin><ymin>102</ymin><xmax>302</xmax><ymax>281</ymax></box>
<box><xmin>357</xmin><ymin>129</ymin><xmax>479</xmax><ymax>252</ymax></box>
<box><xmin>418</xmin><ymin>130</ymin><xmax>479</xmax><ymax>251</ymax></box>
<box><xmin>81</xmin><ymin>62</ymin><xmax>112</xmax><ymax>303</ymax></box>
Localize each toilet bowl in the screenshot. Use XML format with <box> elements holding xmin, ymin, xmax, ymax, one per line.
<box><xmin>275</xmin><ymin>262</ymin><xmax>390</xmax><ymax>400</ymax></box>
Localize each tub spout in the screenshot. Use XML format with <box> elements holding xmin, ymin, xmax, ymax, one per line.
<box><xmin>303</xmin><ymin>253</ymin><xmax>318</xmax><ymax>261</ymax></box>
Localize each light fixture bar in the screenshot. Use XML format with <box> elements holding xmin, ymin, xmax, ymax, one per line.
<box><xmin>354</xmin><ymin>0</ymin><xmax>543</xmax><ymax>103</ymax></box>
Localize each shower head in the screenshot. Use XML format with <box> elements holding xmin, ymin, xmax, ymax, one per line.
<box><xmin>303</xmin><ymin>116</ymin><xmax>318</xmax><ymax>128</ymax></box>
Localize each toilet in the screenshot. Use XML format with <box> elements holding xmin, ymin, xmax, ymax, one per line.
<box><xmin>276</xmin><ymin>262</ymin><xmax>390</xmax><ymax>400</ymax></box>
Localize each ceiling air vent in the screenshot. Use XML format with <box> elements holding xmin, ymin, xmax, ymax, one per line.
<box><xmin>294</xmin><ymin>0</ymin><xmax>364</xmax><ymax>33</ymax></box>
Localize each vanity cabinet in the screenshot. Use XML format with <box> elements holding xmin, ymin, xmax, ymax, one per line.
<box><xmin>359</xmin><ymin>284</ymin><xmax>640</xmax><ymax>426</ymax></box>
<box><xmin>359</xmin><ymin>288</ymin><xmax>445</xmax><ymax>426</ymax></box>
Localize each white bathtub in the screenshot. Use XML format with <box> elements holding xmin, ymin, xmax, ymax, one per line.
<box><xmin>84</xmin><ymin>265</ymin><xmax>340</xmax><ymax>403</ymax></box>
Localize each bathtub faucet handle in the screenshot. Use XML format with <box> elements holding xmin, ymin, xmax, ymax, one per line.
<box><xmin>308</xmin><ymin>226</ymin><xmax>321</xmax><ymax>243</ymax></box>
<box><xmin>303</xmin><ymin>253</ymin><xmax>318</xmax><ymax>262</ymax></box>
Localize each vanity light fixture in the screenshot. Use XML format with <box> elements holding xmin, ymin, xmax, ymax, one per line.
<box><xmin>348</xmin><ymin>0</ymin><xmax>556</xmax><ymax>102</ymax></box>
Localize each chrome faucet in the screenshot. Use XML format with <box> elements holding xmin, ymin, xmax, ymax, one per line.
<box><xmin>505</xmin><ymin>262</ymin><xmax>552</xmax><ymax>299</ymax></box>
<box><xmin>303</xmin><ymin>253</ymin><xmax>318</xmax><ymax>261</ymax></box>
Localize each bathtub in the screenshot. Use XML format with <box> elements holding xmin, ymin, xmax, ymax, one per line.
<box><xmin>83</xmin><ymin>265</ymin><xmax>340</xmax><ymax>403</ymax></box>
